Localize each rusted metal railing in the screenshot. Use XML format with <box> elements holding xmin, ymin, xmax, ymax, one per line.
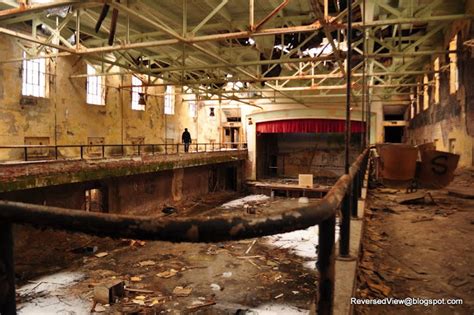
<box><xmin>0</xmin><ymin>142</ymin><xmax>248</xmax><ymax>163</ymax></box>
<box><xmin>0</xmin><ymin>148</ymin><xmax>369</xmax><ymax>315</ymax></box>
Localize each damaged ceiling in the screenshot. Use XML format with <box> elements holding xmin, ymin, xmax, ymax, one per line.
<box><xmin>0</xmin><ymin>0</ymin><xmax>471</xmax><ymax>110</ymax></box>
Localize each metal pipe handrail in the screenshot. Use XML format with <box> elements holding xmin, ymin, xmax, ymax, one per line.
<box><xmin>0</xmin><ymin>142</ymin><xmax>248</xmax><ymax>163</ymax></box>
<box><xmin>0</xmin><ymin>153</ymin><xmax>366</xmax><ymax>242</ymax></box>
<box><xmin>0</xmin><ymin>142</ymin><xmax>247</xmax><ymax>149</ymax></box>
<box><xmin>0</xmin><ymin>148</ymin><xmax>369</xmax><ymax>315</ymax></box>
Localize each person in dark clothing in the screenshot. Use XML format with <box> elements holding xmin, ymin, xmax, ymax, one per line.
<box><xmin>181</xmin><ymin>128</ymin><xmax>191</xmax><ymax>152</ymax></box>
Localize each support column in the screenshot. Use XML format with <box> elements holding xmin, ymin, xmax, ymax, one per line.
<box><xmin>339</xmin><ymin>193</ymin><xmax>351</xmax><ymax>257</ymax></box>
<box><xmin>171</xmin><ymin>168</ymin><xmax>184</xmax><ymax>201</ymax></box>
<box><xmin>318</xmin><ymin>215</ymin><xmax>336</xmax><ymax>315</ymax></box>
<box><xmin>0</xmin><ymin>222</ymin><xmax>16</xmax><ymax>315</ymax></box>
<box><xmin>352</xmin><ymin>174</ymin><xmax>359</xmax><ymax>218</ymax></box>
<box><xmin>344</xmin><ymin>0</ymin><xmax>353</xmax><ymax>175</ymax></box>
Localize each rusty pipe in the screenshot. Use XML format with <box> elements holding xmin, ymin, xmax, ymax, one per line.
<box><xmin>0</xmin><ymin>149</ymin><xmax>368</xmax><ymax>243</ymax></box>
<box><xmin>108</xmin><ymin>7</ymin><xmax>119</xmax><ymax>45</ymax></box>
<box><xmin>95</xmin><ymin>3</ymin><xmax>110</xmax><ymax>33</ymax></box>
<box><xmin>253</xmin><ymin>0</ymin><xmax>289</xmax><ymax>31</ymax></box>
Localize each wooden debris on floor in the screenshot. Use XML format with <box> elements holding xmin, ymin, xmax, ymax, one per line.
<box><xmin>172</xmin><ymin>286</ymin><xmax>193</xmax><ymax>297</ymax></box>
<box><xmin>93</xmin><ymin>280</ymin><xmax>125</xmax><ymax>304</ymax></box>
<box><xmin>156</xmin><ymin>269</ymin><xmax>178</xmax><ymax>279</ymax></box>
<box><xmin>447</xmin><ymin>186</ymin><xmax>474</xmax><ymax>199</ymax></box>
<box><xmin>186</xmin><ymin>299</ymin><xmax>216</xmax><ymax>311</ymax></box>
<box><xmin>94</xmin><ymin>252</ymin><xmax>109</xmax><ymax>258</ymax></box>
<box><xmin>394</xmin><ymin>191</ymin><xmax>435</xmax><ymax>205</ymax></box>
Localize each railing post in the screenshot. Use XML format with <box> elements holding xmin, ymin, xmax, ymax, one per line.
<box><xmin>351</xmin><ymin>176</ymin><xmax>358</xmax><ymax>218</ymax></box>
<box><xmin>339</xmin><ymin>192</ymin><xmax>351</xmax><ymax>257</ymax></box>
<box><xmin>204</xmin><ymin>144</ymin><xmax>207</xmax><ymax>152</ymax></box>
<box><xmin>55</xmin><ymin>146</ymin><xmax>58</xmax><ymax>160</ymax></box>
<box><xmin>0</xmin><ymin>222</ymin><xmax>16</xmax><ymax>315</ymax></box>
<box><xmin>138</xmin><ymin>144</ymin><xmax>141</xmax><ymax>156</ymax></box>
<box><xmin>165</xmin><ymin>144</ymin><xmax>168</xmax><ymax>155</ymax></box>
<box><xmin>80</xmin><ymin>146</ymin><xmax>83</xmax><ymax>160</ymax></box>
<box><xmin>151</xmin><ymin>145</ymin><xmax>155</xmax><ymax>155</ymax></box>
<box><xmin>212</xmin><ymin>143</ymin><xmax>214</xmax><ymax>151</ymax></box>
<box><xmin>176</xmin><ymin>143</ymin><xmax>179</xmax><ymax>154</ymax></box>
<box><xmin>102</xmin><ymin>145</ymin><xmax>105</xmax><ymax>158</ymax></box>
<box><xmin>24</xmin><ymin>147</ymin><xmax>27</xmax><ymax>161</ymax></box>
<box><xmin>318</xmin><ymin>214</ymin><xmax>335</xmax><ymax>315</ymax></box>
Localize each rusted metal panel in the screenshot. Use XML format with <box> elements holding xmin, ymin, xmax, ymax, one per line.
<box><xmin>376</xmin><ymin>144</ymin><xmax>418</xmax><ymax>181</ymax></box>
<box><xmin>417</xmin><ymin>142</ymin><xmax>436</xmax><ymax>153</ymax></box>
<box><xmin>418</xmin><ymin>150</ymin><xmax>460</xmax><ymax>188</ymax></box>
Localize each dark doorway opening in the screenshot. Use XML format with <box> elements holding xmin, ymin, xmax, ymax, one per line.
<box><xmin>85</xmin><ymin>185</ymin><xmax>108</xmax><ymax>212</ymax></box>
<box><xmin>225</xmin><ymin>167</ymin><xmax>237</xmax><ymax>191</ymax></box>
<box><xmin>384</xmin><ymin>126</ymin><xmax>404</xmax><ymax>143</ymax></box>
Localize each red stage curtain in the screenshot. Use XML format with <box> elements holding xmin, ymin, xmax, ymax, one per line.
<box><xmin>256</xmin><ymin>119</ymin><xmax>365</xmax><ymax>133</ymax></box>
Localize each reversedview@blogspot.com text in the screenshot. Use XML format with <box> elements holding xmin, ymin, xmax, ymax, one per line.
<box><xmin>351</xmin><ymin>297</ymin><xmax>464</xmax><ymax>307</ymax></box>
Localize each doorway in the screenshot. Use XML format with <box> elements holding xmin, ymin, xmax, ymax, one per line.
<box><xmin>384</xmin><ymin>126</ymin><xmax>404</xmax><ymax>143</ymax></box>
<box><xmin>223</xmin><ymin>127</ymin><xmax>240</xmax><ymax>147</ymax></box>
<box><xmin>85</xmin><ymin>186</ymin><xmax>107</xmax><ymax>212</ymax></box>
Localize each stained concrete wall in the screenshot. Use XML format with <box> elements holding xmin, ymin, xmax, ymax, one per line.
<box><xmin>405</xmin><ymin>25</ymin><xmax>474</xmax><ymax>167</ymax></box>
<box><xmin>0</xmin><ymin>34</ymin><xmax>227</xmax><ymax>160</ymax></box>
<box><xmin>0</xmin><ymin>162</ymin><xmax>242</xmax><ymax>214</ymax></box>
<box><xmin>274</xmin><ymin>133</ymin><xmax>361</xmax><ymax>178</ymax></box>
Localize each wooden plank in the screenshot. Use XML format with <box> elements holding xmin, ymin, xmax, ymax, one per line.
<box><xmin>447</xmin><ymin>187</ymin><xmax>474</xmax><ymax>199</ymax></box>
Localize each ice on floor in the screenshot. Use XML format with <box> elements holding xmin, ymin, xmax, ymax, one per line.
<box><xmin>244</xmin><ymin>303</ymin><xmax>308</xmax><ymax>314</ymax></box>
<box><xmin>17</xmin><ymin>272</ymin><xmax>90</xmax><ymax>315</ymax></box>
<box><xmin>266</xmin><ymin>221</ymin><xmax>340</xmax><ymax>269</ymax></box>
<box><xmin>220</xmin><ymin>194</ymin><xmax>270</xmax><ymax>209</ymax></box>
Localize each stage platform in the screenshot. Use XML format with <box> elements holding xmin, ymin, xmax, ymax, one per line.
<box><xmin>246</xmin><ymin>179</ymin><xmax>331</xmax><ymax>198</ymax></box>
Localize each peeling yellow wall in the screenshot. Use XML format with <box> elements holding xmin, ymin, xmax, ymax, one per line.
<box><xmin>405</xmin><ymin>26</ymin><xmax>474</xmax><ymax>167</ymax></box>
<box><xmin>0</xmin><ymin>34</ymin><xmax>228</xmax><ymax>160</ymax></box>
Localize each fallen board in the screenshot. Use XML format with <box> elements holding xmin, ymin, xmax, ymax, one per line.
<box><xmin>394</xmin><ymin>192</ymin><xmax>426</xmax><ymax>204</ymax></box>
<box><xmin>447</xmin><ymin>187</ymin><xmax>474</xmax><ymax>199</ymax></box>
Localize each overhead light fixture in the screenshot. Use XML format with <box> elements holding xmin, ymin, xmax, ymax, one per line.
<box><xmin>209</xmin><ymin>107</ymin><xmax>215</xmax><ymax>117</ymax></box>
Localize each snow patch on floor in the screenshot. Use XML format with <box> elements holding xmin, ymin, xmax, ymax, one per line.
<box><xmin>244</xmin><ymin>303</ymin><xmax>308</xmax><ymax>314</ymax></box>
<box><xmin>17</xmin><ymin>271</ymin><xmax>91</xmax><ymax>315</ymax></box>
<box><xmin>220</xmin><ymin>194</ymin><xmax>269</xmax><ymax>209</ymax></box>
<box><xmin>266</xmin><ymin>222</ymin><xmax>340</xmax><ymax>269</ymax></box>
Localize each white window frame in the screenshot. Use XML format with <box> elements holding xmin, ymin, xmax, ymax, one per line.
<box><xmin>164</xmin><ymin>85</ymin><xmax>175</xmax><ymax>115</ymax></box>
<box><xmin>86</xmin><ymin>64</ymin><xmax>105</xmax><ymax>105</ymax></box>
<box><xmin>188</xmin><ymin>100</ymin><xmax>197</xmax><ymax>117</ymax></box>
<box><xmin>22</xmin><ymin>52</ymin><xmax>46</xmax><ymax>98</ymax></box>
<box><xmin>434</xmin><ymin>57</ymin><xmax>440</xmax><ymax>104</ymax></box>
<box><xmin>131</xmin><ymin>76</ymin><xmax>145</xmax><ymax>111</ymax></box>
<box><xmin>449</xmin><ymin>35</ymin><xmax>459</xmax><ymax>94</ymax></box>
<box><xmin>423</xmin><ymin>74</ymin><xmax>429</xmax><ymax>110</ymax></box>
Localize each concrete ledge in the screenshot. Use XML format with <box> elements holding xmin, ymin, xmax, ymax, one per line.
<box><xmin>0</xmin><ymin>151</ymin><xmax>247</xmax><ymax>192</ymax></box>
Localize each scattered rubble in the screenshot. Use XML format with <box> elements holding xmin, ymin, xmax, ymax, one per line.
<box><xmin>355</xmin><ymin>167</ymin><xmax>473</xmax><ymax>314</ymax></box>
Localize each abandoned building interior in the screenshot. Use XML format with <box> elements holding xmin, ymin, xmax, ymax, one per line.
<box><xmin>0</xmin><ymin>0</ymin><xmax>473</xmax><ymax>314</ymax></box>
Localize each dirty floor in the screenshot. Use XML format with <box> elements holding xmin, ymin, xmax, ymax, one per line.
<box><xmin>355</xmin><ymin>167</ymin><xmax>474</xmax><ymax>315</ymax></box>
<box><xmin>14</xmin><ymin>193</ymin><xmax>322</xmax><ymax>314</ymax></box>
